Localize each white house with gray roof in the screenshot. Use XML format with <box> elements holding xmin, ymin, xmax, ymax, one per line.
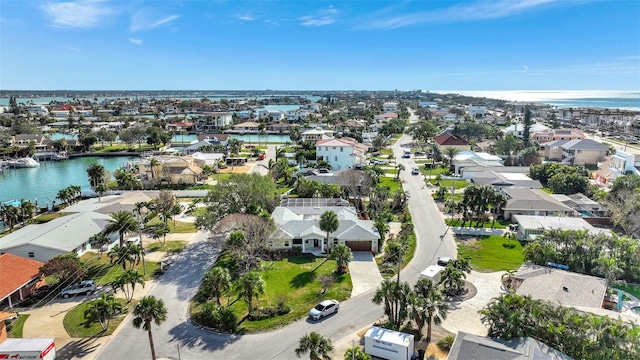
<box><xmin>501</xmin><ymin>188</ymin><xmax>576</xmax><ymax>220</ymax></box>
<box><xmin>540</xmin><ymin>139</ymin><xmax>609</xmax><ymax>166</ymax></box>
<box><xmin>269</xmin><ymin>198</ymin><xmax>380</xmax><ymax>254</ymax></box>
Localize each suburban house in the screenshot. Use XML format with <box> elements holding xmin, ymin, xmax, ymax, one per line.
<box><xmin>0</xmin><ymin>253</ymin><xmax>45</xmax><ymax>308</ymax></box>
<box><xmin>232</xmin><ymin>121</ymin><xmax>260</xmax><ymax>132</ymax></box>
<box><xmin>609</xmin><ymin>150</ymin><xmax>640</xmax><ymax>177</ymax></box>
<box><xmin>512</xmin><ymin>263</ymin><xmax>608</xmax><ymax>310</ymax></box>
<box><xmin>452</xmin><ymin>151</ymin><xmax>503</xmax><ymax>175</ymax></box>
<box><xmin>181</xmin><ymin>138</ymin><xmax>226</xmax><ymax>155</ymax></box>
<box><xmin>11</xmin><ymin>134</ymin><xmax>49</xmax><ymax>152</ymax></box>
<box><xmin>193</xmin><ymin>112</ymin><xmax>233</xmax><ymax>132</ymax></box>
<box><xmin>0</xmin><ymin>210</ymin><xmax>111</xmax><ymax>262</ymax></box>
<box><xmin>512</xmin><ymin>215</ymin><xmax>611</xmax><ymax>241</ymax></box>
<box><xmin>137</xmin><ymin>155</ymin><xmax>204</xmax><ymax>185</ymax></box>
<box><xmin>258</xmin><ymin>109</ymin><xmax>284</xmax><ymax>122</ymax></box>
<box><xmin>269</xmin><ymin>198</ymin><xmax>380</xmax><ymax>254</ymax></box>
<box><xmin>532</xmin><ymin>128</ymin><xmax>585</xmax><ymax>143</ymax></box>
<box><xmin>540</xmin><ymin>139</ymin><xmax>609</xmax><ymax>166</ymax></box>
<box><xmin>191</xmin><ymin>152</ymin><xmax>226</xmax><ymax>168</ymax></box>
<box><xmin>286</xmin><ymin>109</ymin><xmax>310</xmax><ymax>122</ymax></box>
<box><xmin>197</xmin><ymin>133</ymin><xmax>230</xmax><ymax>143</ymax></box>
<box><xmin>383</xmin><ymin>101</ymin><xmax>398</xmax><ymax>113</ymax></box>
<box><xmin>501</xmin><ymin>188</ymin><xmax>576</xmax><ymax>220</ymax></box>
<box><xmin>468</xmin><ymin>105</ymin><xmax>487</xmax><ymax>118</ymax></box>
<box><xmin>315</xmin><ymin>138</ymin><xmax>364</xmax><ymax>170</ymax></box>
<box><xmin>434</xmin><ymin>133</ymin><xmax>471</xmax><ymax>152</ymax></box>
<box><xmin>549</xmin><ymin>193</ymin><xmax>607</xmax><ymax>217</ymax></box>
<box><xmin>447</xmin><ymin>331</ymin><xmax>574</xmax><ymax>360</ymax></box>
<box><xmin>468</xmin><ymin>171</ymin><xmax>542</xmax><ymax>189</ymax></box>
<box><xmin>302</xmin><ymin>128</ymin><xmax>334</xmax><ymax>143</ymax></box>
<box><xmin>502</xmin><ymin>122</ymin><xmax>549</xmax><ymax>138</ymax></box>
<box><xmin>374</xmin><ymin>113</ymin><xmax>398</xmax><ymax>122</ymax></box>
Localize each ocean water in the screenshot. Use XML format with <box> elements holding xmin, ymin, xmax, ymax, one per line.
<box><xmin>432</xmin><ymin>90</ymin><xmax>640</xmax><ymax>111</ymax></box>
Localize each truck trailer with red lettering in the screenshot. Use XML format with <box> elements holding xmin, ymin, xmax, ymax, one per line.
<box><xmin>364</xmin><ymin>326</ymin><xmax>414</xmax><ymax>360</ymax></box>
<box><xmin>0</xmin><ymin>338</ymin><xmax>56</xmax><ymax>360</ymax></box>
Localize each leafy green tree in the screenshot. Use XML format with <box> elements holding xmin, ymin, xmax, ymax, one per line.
<box><xmin>132</xmin><ymin>296</ymin><xmax>168</xmax><ymax>360</ymax></box>
<box><xmin>103</xmin><ymin>211</ymin><xmax>139</xmax><ymax>247</ymax></box>
<box><xmin>84</xmin><ymin>292</ymin><xmax>123</xmax><ymax>331</ymax></box>
<box><xmin>329</xmin><ymin>244</ymin><xmax>353</xmax><ymax>274</ymax></box>
<box><xmin>319</xmin><ymin>210</ymin><xmax>339</xmax><ymax>252</ymax></box>
<box><xmin>522</xmin><ymin>106</ymin><xmax>533</xmax><ymax>147</ymax></box>
<box><xmin>234</xmin><ymin>271</ymin><xmax>265</xmax><ymax>313</ymax></box>
<box><xmin>547</xmin><ymin>172</ymin><xmax>589</xmax><ymax>194</ymax></box>
<box><xmin>39</xmin><ymin>253</ymin><xmax>85</xmax><ymax>283</ymax></box>
<box><xmin>295</xmin><ymin>332</ymin><xmax>334</xmax><ymax>360</ymax></box>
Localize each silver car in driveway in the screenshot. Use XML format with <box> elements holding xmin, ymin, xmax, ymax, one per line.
<box><xmin>308</xmin><ymin>299</ymin><xmax>340</xmax><ymax>320</ymax></box>
<box><xmin>60</xmin><ymin>280</ymin><xmax>97</xmax><ymax>298</ymax></box>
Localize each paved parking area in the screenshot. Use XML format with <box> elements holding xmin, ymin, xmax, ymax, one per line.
<box><xmin>348</xmin><ymin>252</ymin><xmax>383</xmax><ymax>298</ymax></box>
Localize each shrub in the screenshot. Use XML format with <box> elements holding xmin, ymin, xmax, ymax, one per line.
<box><xmin>193</xmin><ymin>302</ymin><xmax>238</xmax><ymax>333</ymax></box>
<box><xmin>437</xmin><ymin>335</ymin><xmax>455</xmax><ymax>352</ymax></box>
<box><xmin>248</xmin><ymin>304</ymin><xmax>291</xmax><ymax>321</ymax></box>
<box><xmin>502</xmin><ymin>242</ymin><xmax>517</xmax><ymax>249</ymax></box>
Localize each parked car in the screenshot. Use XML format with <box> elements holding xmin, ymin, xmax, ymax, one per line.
<box><xmin>370</xmin><ymin>159</ymin><xmax>388</xmax><ymax>165</ymax></box>
<box><xmin>309</xmin><ymin>299</ymin><xmax>340</xmax><ymax>320</ymax></box>
<box><xmin>60</xmin><ymin>280</ymin><xmax>97</xmax><ymax>298</ymax></box>
<box><xmin>437</xmin><ymin>256</ymin><xmax>453</xmax><ymax>266</ymax></box>
<box><xmin>414</xmin><ymin>151</ymin><xmax>426</xmax><ymax>156</ymax></box>
<box><xmin>411</xmin><ymin>167</ymin><xmax>419</xmax><ymax>175</ymax></box>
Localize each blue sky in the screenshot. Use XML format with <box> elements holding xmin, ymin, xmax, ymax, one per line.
<box><xmin>1</xmin><ymin>0</ymin><xmax>639</xmax><ymax>90</ymax></box>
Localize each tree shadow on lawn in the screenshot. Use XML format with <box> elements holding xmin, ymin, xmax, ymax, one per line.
<box><xmin>287</xmin><ymin>255</ymin><xmax>317</xmax><ymax>264</ymax></box>
<box><xmin>290</xmin><ymin>271</ymin><xmax>316</xmax><ymax>288</ymax></box>
<box><xmin>57</xmin><ymin>336</ymin><xmax>103</xmax><ymax>360</ymax></box>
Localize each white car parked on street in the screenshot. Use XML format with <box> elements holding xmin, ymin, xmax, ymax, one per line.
<box><xmin>308</xmin><ymin>299</ymin><xmax>340</xmax><ymax>320</ymax></box>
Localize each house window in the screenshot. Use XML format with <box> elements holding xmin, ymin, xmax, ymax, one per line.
<box><xmin>293</xmin><ymin>239</ymin><xmax>302</xmax><ymax>245</ymax></box>
<box><xmin>325</xmin><ymin>147</ymin><xmax>328</xmax><ymax>151</ymax></box>
<box><xmin>577</xmin><ymin>150</ymin><xmax>582</xmax><ymax>154</ymax></box>
<box><xmin>340</xmin><ymin>147</ymin><xmax>343</xmax><ymax>152</ymax></box>
<box><xmin>284</xmin><ymin>241</ymin><xmax>290</xmax><ymax>247</ymax></box>
<box><xmin>28</xmin><ymin>252</ymin><xmax>35</xmax><ymax>258</ymax></box>
<box><xmin>333</xmin><ymin>147</ymin><xmax>336</xmax><ymax>150</ymax></box>
<box><xmin>335</xmin><ymin>156</ymin><xmax>337</xmax><ymax>161</ymax></box>
<box><xmin>333</xmin><ymin>239</ymin><xmax>339</xmax><ymax>245</ymax></box>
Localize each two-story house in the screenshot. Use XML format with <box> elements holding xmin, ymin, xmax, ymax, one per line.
<box><xmin>315</xmin><ymin>138</ymin><xmax>362</xmax><ymax>170</ymax></box>
<box><xmin>193</xmin><ymin>112</ymin><xmax>233</xmax><ymax>132</ymax></box>
<box><xmin>540</xmin><ymin>139</ymin><xmax>609</xmax><ymax>166</ymax></box>
<box><xmin>383</xmin><ymin>102</ymin><xmax>398</xmax><ymax>113</ymax></box>
<box><xmin>302</xmin><ymin>127</ymin><xmax>334</xmax><ymax>143</ymax></box>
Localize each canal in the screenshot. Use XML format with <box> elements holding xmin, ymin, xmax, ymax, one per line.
<box><xmin>0</xmin><ymin>156</ymin><xmax>136</xmax><ymax>207</ymax></box>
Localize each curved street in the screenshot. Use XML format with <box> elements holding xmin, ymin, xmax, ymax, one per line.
<box><xmin>95</xmin><ymin>134</ymin><xmax>457</xmax><ymax>360</ymax></box>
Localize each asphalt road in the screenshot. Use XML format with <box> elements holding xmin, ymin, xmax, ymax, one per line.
<box><xmin>95</xmin><ymin>135</ymin><xmax>457</xmax><ymax>360</ymax></box>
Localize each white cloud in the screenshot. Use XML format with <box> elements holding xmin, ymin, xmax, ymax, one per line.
<box><xmin>299</xmin><ymin>6</ymin><xmax>339</xmax><ymax>26</ymax></box>
<box><xmin>130</xmin><ymin>13</ymin><xmax>180</xmax><ymax>32</ymax></box>
<box><xmin>128</xmin><ymin>38</ymin><xmax>143</xmax><ymax>45</ymax></box>
<box><xmin>235</xmin><ymin>14</ymin><xmax>255</xmax><ymax>22</ymax></box>
<box><xmin>361</xmin><ymin>0</ymin><xmax>575</xmax><ymax>30</ymax></box>
<box><xmin>41</xmin><ymin>0</ymin><xmax>114</xmax><ymax>29</ymax></box>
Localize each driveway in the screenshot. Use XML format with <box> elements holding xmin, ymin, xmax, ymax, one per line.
<box><xmin>348</xmin><ymin>252</ymin><xmax>383</xmax><ymax>298</ymax></box>
<box><xmin>440</xmin><ymin>271</ymin><xmax>506</xmax><ymax>336</ymax></box>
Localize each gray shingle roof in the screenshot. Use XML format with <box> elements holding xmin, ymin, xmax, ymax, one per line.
<box><xmin>561</xmin><ymin>139</ymin><xmax>609</xmax><ymax>151</ymax></box>
<box><xmin>502</xmin><ymin>189</ymin><xmax>574</xmax><ymax>212</ymax></box>
<box><xmin>448</xmin><ymin>332</ymin><xmax>574</xmax><ymax>360</ymax></box>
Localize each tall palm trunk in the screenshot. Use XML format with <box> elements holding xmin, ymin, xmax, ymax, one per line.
<box><xmin>146</xmin><ymin>320</ymin><xmax>157</xmax><ymax>360</ymax></box>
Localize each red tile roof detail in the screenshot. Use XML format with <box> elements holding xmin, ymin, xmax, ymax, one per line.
<box><xmin>434</xmin><ymin>133</ymin><xmax>469</xmax><ymax>146</ymax></box>
<box><xmin>0</xmin><ymin>254</ymin><xmax>44</xmax><ymax>300</ymax></box>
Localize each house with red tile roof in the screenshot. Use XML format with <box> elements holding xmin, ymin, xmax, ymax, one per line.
<box><xmin>0</xmin><ymin>254</ymin><xmax>45</xmax><ymax>308</ymax></box>
<box><xmin>434</xmin><ymin>133</ymin><xmax>471</xmax><ymax>151</ymax></box>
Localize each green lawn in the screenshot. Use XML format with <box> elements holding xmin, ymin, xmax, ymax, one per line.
<box><xmin>457</xmin><ymin>235</ymin><xmax>524</xmax><ymax>272</ymax></box>
<box><xmin>430</xmin><ymin>179</ymin><xmax>468</xmax><ymax>189</ymax></box>
<box><xmin>193</xmin><ymin>255</ymin><xmax>352</xmax><ymax>333</ymax></box>
<box><xmin>445</xmin><ymin>219</ymin><xmax>508</xmax><ymax>229</ymax></box>
<box><xmin>81</xmin><ymin>252</ymin><xmax>159</xmax><ymax>286</ymax></box>
<box><xmin>147</xmin><ymin>217</ymin><xmax>197</xmax><ymax>233</ymax></box>
<box><xmin>189</xmin><ymin>207</ymin><xmax>208</xmax><ymax>218</ymax></box>
<box><xmin>32</xmin><ymin>212</ymin><xmax>71</xmax><ymax>224</ymax></box>
<box><xmin>63</xmin><ymin>298</ymin><xmax>136</xmax><ymax>337</ymax></box>
<box><xmin>7</xmin><ymin>314</ymin><xmax>29</xmax><ymax>338</ymax></box>
<box><xmin>378</xmin><ymin>176</ymin><xmax>402</xmax><ymax>193</ymax></box>
<box><xmin>611</xmin><ymin>283</ymin><xmax>640</xmax><ymax>300</ymax></box>
<box><xmin>146</xmin><ymin>240</ymin><xmax>187</xmax><ymax>254</ymax></box>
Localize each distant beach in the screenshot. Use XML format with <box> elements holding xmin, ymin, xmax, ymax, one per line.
<box><xmin>432</xmin><ymin>90</ymin><xmax>640</xmax><ymax>111</ymax></box>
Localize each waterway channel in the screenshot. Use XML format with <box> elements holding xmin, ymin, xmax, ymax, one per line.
<box><xmin>0</xmin><ymin>156</ymin><xmax>136</xmax><ymax>206</ymax></box>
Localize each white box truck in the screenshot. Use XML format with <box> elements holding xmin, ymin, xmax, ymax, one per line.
<box><xmin>420</xmin><ymin>265</ymin><xmax>446</xmax><ymax>284</ymax></box>
<box><xmin>364</xmin><ymin>326</ymin><xmax>414</xmax><ymax>360</ymax></box>
<box><xmin>0</xmin><ymin>338</ymin><xmax>56</xmax><ymax>360</ymax></box>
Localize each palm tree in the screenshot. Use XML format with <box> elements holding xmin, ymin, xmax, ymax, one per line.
<box><xmin>103</xmin><ymin>211</ymin><xmax>139</xmax><ymax>247</ymax></box>
<box><xmin>439</xmin><ymin>265</ymin><xmax>466</xmax><ymax>297</ymax></box>
<box><xmin>84</xmin><ymin>292</ymin><xmax>123</xmax><ymax>331</ymax></box>
<box><xmin>234</xmin><ymin>271</ymin><xmax>265</xmax><ymax>313</ymax></box>
<box><xmin>200</xmin><ymin>267</ymin><xmax>231</xmax><ymax>306</ymax></box>
<box><xmin>395</xmin><ymin>163</ymin><xmax>405</xmax><ymax>180</ymax></box>
<box><xmin>3</xmin><ymin>205</ymin><xmax>20</xmax><ymax>232</ymax></box>
<box><xmin>95</xmin><ymin>183</ymin><xmax>108</xmax><ymax>201</ymax></box>
<box><xmin>412</xmin><ymin>278</ymin><xmax>449</xmax><ymax>341</ymax></box>
<box><xmin>372</xmin><ymin>280</ymin><xmax>412</xmax><ymax>330</ymax></box>
<box><xmin>295</xmin><ymin>332</ymin><xmax>334</xmax><ymax>360</ymax></box>
<box><xmin>319</xmin><ymin>210</ymin><xmax>339</xmax><ymax>253</ymax></box>
<box><xmin>344</xmin><ymin>346</ymin><xmax>371</xmax><ymax>360</ymax></box>
<box><xmin>132</xmin><ymin>296</ymin><xmax>168</xmax><ymax>360</ymax></box>
<box><xmin>444</xmin><ymin>147</ymin><xmax>459</xmax><ymax>171</ymax></box>
<box><xmin>112</xmin><ymin>269</ymin><xmax>145</xmax><ymax>303</ymax></box>
<box><xmin>329</xmin><ymin>244</ymin><xmax>353</xmax><ymax>274</ymax></box>
<box><xmin>109</xmin><ymin>244</ymin><xmax>136</xmax><ymax>270</ymax></box>
<box><xmin>19</xmin><ymin>200</ymin><xmax>36</xmax><ymax>223</ymax></box>
<box><xmin>87</xmin><ymin>163</ymin><xmax>107</xmax><ymax>190</ymax></box>
<box><xmin>89</xmin><ymin>232</ymin><xmax>111</xmax><ymax>257</ymax></box>
<box><xmin>149</xmin><ymin>158</ymin><xmax>161</xmax><ymax>186</ymax></box>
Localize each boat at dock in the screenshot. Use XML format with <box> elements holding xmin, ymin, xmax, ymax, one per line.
<box><xmin>6</xmin><ymin>157</ymin><xmax>41</xmax><ymax>168</ymax></box>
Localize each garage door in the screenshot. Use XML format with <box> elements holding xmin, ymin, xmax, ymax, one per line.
<box><xmin>345</xmin><ymin>241</ymin><xmax>371</xmax><ymax>252</ymax></box>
